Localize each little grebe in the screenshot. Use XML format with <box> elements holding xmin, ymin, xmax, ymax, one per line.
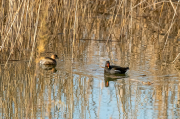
<box><xmin>40</xmin><ymin>54</ymin><xmax>58</xmax><ymax>65</ymax></box>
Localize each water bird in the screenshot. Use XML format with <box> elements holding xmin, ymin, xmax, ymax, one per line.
<box><xmin>40</xmin><ymin>54</ymin><xmax>58</xmax><ymax>65</ymax></box>
<box><xmin>104</xmin><ymin>61</ymin><xmax>129</xmax><ymax>74</ymax></box>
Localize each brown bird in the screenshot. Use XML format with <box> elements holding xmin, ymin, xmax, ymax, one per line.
<box><xmin>40</xmin><ymin>54</ymin><xmax>58</xmax><ymax>65</ymax></box>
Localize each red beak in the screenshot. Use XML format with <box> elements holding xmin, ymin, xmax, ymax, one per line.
<box><xmin>107</xmin><ymin>63</ymin><xmax>109</xmax><ymax>68</ymax></box>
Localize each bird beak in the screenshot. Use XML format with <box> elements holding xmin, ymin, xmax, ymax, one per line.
<box><xmin>107</xmin><ymin>63</ymin><xmax>109</xmax><ymax>68</ymax></box>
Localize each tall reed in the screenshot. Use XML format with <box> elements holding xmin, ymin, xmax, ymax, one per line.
<box><xmin>0</xmin><ymin>0</ymin><xmax>179</xmax><ymax>63</ymax></box>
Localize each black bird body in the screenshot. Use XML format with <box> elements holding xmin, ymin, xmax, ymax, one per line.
<box><xmin>104</xmin><ymin>61</ymin><xmax>129</xmax><ymax>74</ymax></box>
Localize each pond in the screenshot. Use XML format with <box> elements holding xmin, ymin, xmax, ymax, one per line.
<box><xmin>0</xmin><ymin>39</ymin><xmax>179</xmax><ymax>119</ymax></box>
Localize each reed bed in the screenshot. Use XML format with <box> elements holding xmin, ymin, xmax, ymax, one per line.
<box><xmin>0</xmin><ymin>0</ymin><xmax>179</xmax><ymax>63</ymax></box>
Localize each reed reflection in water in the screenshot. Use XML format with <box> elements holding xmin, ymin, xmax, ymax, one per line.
<box><xmin>0</xmin><ymin>40</ymin><xmax>180</xmax><ymax>119</ymax></box>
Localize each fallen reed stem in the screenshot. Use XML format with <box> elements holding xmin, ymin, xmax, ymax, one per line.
<box><xmin>172</xmin><ymin>53</ymin><xmax>180</xmax><ymax>63</ymax></box>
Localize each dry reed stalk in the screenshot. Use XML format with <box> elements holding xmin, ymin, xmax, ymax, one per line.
<box><xmin>162</xmin><ymin>1</ymin><xmax>179</xmax><ymax>55</ymax></box>
<box><xmin>170</xmin><ymin>0</ymin><xmax>177</xmax><ymax>15</ymax></box>
<box><xmin>129</xmin><ymin>0</ymin><xmax>133</xmax><ymax>58</ymax></box>
<box><xmin>142</xmin><ymin>1</ymin><xmax>176</xmax><ymax>10</ymax></box>
<box><xmin>36</xmin><ymin>0</ymin><xmax>51</xmax><ymax>58</ymax></box>
<box><xmin>0</xmin><ymin>1</ymin><xmax>23</xmax><ymax>51</ymax></box>
<box><xmin>28</xmin><ymin>0</ymin><xmax>41</xmax><ymax>67</ymax></box>
<box><xmin>72</xmin><ymin>0</ymin><xmax>79</xmax><ymax>61</ymax></box>
<box><xmin>4</xmin><ymin>0</ymin><xmax>26</xmax><ymax>67</ymax></box>
<box><xmin>132</xmin><ymin>0</ymin><xmax>146</xmax><ymax>9</ymax></box>
<box><xmin>0</xmin><ymin>0</ymin><xmax>5</xmax><ymax>42</ymax></box>
<box><xmin>172</xmin><ymin>53</ymin><xmax>180</xmax><ymax>63</ymax></box>
<box><xmin>105</xmin><ymin>0</ymin><xmax>125</xmax><ymax>44</ymax></box>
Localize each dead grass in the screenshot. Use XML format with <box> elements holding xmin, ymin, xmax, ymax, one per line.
<box><xmin>0</xmin><ymin>0</ymin><xmax>179</xmax><ymax>64</ymax></box>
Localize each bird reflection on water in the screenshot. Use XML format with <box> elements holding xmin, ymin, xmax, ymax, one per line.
<box><xmin>104</xmin><ymin>74</ymin><xmax>128</xmax><ymax>87</ymax></box>
<box><xmin>40</xmin><ymin>63</ymin><xmax>57</xmax><ymax>73</ymax></box>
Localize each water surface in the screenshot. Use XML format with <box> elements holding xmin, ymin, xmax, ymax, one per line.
<box><xmin>0</xmin><ymin>40</ymin><xmax>179</xmax><ymax>119</ymax></box>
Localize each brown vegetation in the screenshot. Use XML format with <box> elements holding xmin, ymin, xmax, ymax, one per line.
<box><xmin>0</xmin><ymin>0</ymin><xmax>180</xmax><ymax>118</ymax></box>
<box><xmin>0</xmin><ymin>0</ymin><xmax>179</xmax><ymax>64</ymax></box>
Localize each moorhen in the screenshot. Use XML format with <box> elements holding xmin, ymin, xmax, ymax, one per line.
<box><xmin>104</xmin><ymin>61</ymin><xmax>129</xmax><ymax>74</ymax></box>
<box><xmin>40</xmin><ymin>54</ymin><xmax>58</xmax><ymax>65</ymax></box>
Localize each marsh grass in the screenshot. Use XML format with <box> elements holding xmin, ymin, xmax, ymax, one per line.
<box><xmin>0</xmin><ymin>0</ymin><xmax>179</xmax><ymax>64</ymax></box>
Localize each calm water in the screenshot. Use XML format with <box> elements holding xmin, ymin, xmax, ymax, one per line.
<box><xmin>0</xmin><ymin>40</ymin><xmax>179</xmax><ymax>119</ymax></box>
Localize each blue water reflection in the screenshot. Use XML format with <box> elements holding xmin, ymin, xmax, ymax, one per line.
<box><xmin>0</xmin><ymin>41</ymin><xmax>179</xmax><ymax>119</ymax></box>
